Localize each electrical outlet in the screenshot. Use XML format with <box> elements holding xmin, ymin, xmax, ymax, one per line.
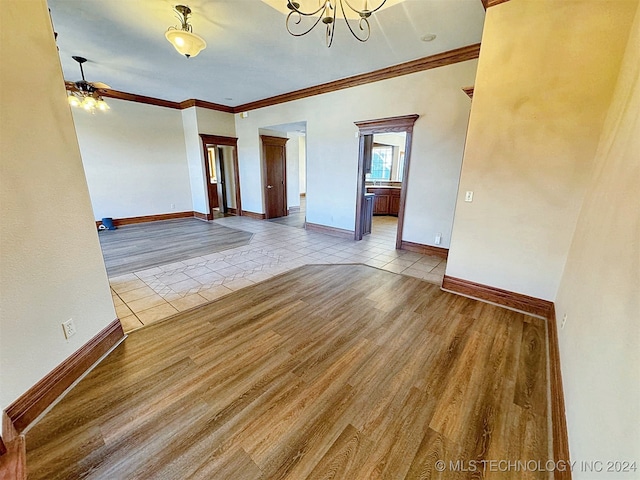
<box><xmin>62</xmin><ymin>318</ymin><xmax>76</xmax><ymax>339</ymax></box>
<box><xmin>435</xmin><ymin>233</ymin><xmax>442</xmax><ymax>245</ymax></box>
<box><xmin>561</xmin><ymin>314</ymin><xmax>567</xmax><ymax>329</ymax></box>
<box><xmin>465</xmin><ymin>191</ymin><xmax>474</xmax><ymax>202</ymax></box>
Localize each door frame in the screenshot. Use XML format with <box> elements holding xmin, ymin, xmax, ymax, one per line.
<box><xmin>260</xmin><ymin>135</ymin><xmax>289</xmax><ymax>219</ymax></box>
<box><xmin>200</xmin><ymin>134</ymin><xmax>242</xmax><ymax>218</ymax></box>
<box><xmin>354</xmin><ymin>114</ymin><xmax>419</xmax><ymax>248</ymax></box>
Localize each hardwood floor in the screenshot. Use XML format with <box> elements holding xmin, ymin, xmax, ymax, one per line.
<box><xmin>98</xmin><ymin>218</ymin><xmax>253</xmax><ymax>277</ymax></box>
<box><xmin>25</xmin><ymin>265</ymin><xmax>549</xmax><ymax>479</ymax></box>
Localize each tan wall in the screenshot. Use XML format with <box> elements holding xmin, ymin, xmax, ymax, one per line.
<box><xmin>74</xmin><ymin>99</ymin><xmax>193</xmax><ymax>220</ymax></box>
<box><xmin>0</xmin><ymin>0</ymin><xmax>116</xmax><ymax>407</ymax></box>
<box><xmin>446</xmin><ymin>0</ymin><xmax>637</xmax><ymax>299</ymax></box>
<box><xmin>555</xmin><ymin>1</ymin><xmax>640</xmax><ymax>470</ymax></box>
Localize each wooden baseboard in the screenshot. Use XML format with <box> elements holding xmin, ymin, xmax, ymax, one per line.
<box><xmin>300</xmin><ymin>193</ymin><xmax>306</xmax><ymax>197</ymax></box>
<box><xmin>4</xmin><ymin>319</ymin><xmax>124</xmax><ymax>434</ymax></box>
<box><xmin>547</xmin><ymin>305</ymin><xmax>572</xmax><ymax>479</ymax></box>
<box><xmin>305</xmin><ymin>222</ymin><xmax>355</xmax><ymax>239</ymax></box>
<box><xmin>0</xmin><ymin>435</ymin><xmax>25</xmax><ymax>480</ymax></box>
<box><xmin>441</xmin><ymin>275</ymin><xmax>553</xmax><ymax>318</ymax></box>
<box><xmin>1</xmin><ymin>414</ymin><xmax>16</xmax><ymax>446</ymax></box>
<box><xmin>400</xmin><ymin>240</ymin><xmax>449</xmax><ymax>259</ymax></box>
<box><xmin>96</xmin><ymin>211</ymin><xmax>194</xmax><ymax>228</ymax></box>
<box><xmin>242</xmin><ymin>210</ymin><xmax>266</xmax><ymax>220</ymax></box>
<box><xmin>193</xmin><ymin>211</ymin><xmax>212</xmax><ymax>221</ymax></box>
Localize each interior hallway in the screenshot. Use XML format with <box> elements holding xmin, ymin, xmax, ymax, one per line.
<box><xmin>110</xmin><ymin>214</ymin><xmax>447</xmax><ymax>333</ymax></box>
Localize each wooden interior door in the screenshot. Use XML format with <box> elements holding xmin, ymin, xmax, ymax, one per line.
<box><xmin>261</xmin><ymin>135</ymin><xmax>288</xmax><ymax>219</ymax></box>
<box><xmin>200</xmin><ymin>134</ymin><xmax>243</xmax><ymax>219</ymax></box>
<box><xmin>206</xmin><ymin>148</ymin><xmax>219</xmax><ymax>211</ymax></box>
<box><xmin>215</xmin><ymin>146</ymin><xmax>228</xmax><ymax>213</ymax></box>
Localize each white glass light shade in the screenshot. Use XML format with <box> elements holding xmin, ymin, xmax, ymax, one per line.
<box><xmin>82</xmin><ymin>96</ymin><xmax>97</xmax><ymax>110</ymax></box>
<box><xmin>165</xmin><ymin>30</ymin><xmax>206</xmax><ymax>58</ymax></box>
<box><xmin>97</xmin><ymin>99</ymin><xmax>110</xmax><ymax>111</ymax></box>
<box><xmin>68</xmin><ymin>94</ymin><xmax>81</xmax><ymax>107</ymax></box>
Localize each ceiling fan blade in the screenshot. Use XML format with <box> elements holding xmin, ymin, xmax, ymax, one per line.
<box><xmin>90</xmin><ymin>82</ymin><xmax>111</xmax><ymax>89</ymax></box>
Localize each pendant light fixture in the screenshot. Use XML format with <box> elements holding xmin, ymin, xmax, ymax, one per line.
<box><xmin>165</xmin><ymin>5</ymin><xmax>207</xmax><ymax>58</ymax></box>
<box><xmin>286</xmin><ymin>0</ymin><xmax>388</xmax><ymax>47</ymax></box>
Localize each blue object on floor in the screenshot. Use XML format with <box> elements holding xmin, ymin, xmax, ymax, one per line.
<box><xmin>102</xmin><ymin>217</ymin><xmax>116</xmax><ymax>230</ymax></box>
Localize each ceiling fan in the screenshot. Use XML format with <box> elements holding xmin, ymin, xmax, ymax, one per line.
<box><xmin>65</xmin><ymin>56</ymin><xmax>111</xmax><ymax>112</ymax></box>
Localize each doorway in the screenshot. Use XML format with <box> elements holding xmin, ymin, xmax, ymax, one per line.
<box><xmin>354</xmin><ymin>115</ymin><xmax>419</xmax><ymax>248</ymax></box>
<box><xmin>200</xmin><ymin>135</ymin><xmax>242</xmax><ymax>219</ymax></box>
<box><xmin>261</xmin><ymin>135</ymin><xmax>288</xmax><ymax>219</ymax></box>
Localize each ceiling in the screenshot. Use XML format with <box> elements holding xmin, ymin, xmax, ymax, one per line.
<box><xmin>48</xmin><ymin>0</ymin><xmax>485</xmax><ymax>108</ymax></box>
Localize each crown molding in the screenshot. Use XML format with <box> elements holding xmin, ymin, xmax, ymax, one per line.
<box><xmin>481</xmin><ymin>0</ymin><xmax>511</xmax><ymax>10</ymax></box>
<box><xmin>64</xmin><ymin>43</ymin><xmax>481</xmax><ymax>115</ymax></box>
<box><xmin>97</xmin><ymin>89</ymin><xmax>181</xmax><ymax>109</ymax></box>
<box><xmin>234</xmin><ymin>43</ymin><xmax>481</xmax><ymax>112</ymax></box>
<box><xmin>178</xmin><ymin>98</ymin><xmax>235</xmax><ymax>113</ymax></box>
<box><xmin>64</xmin><ymin>86</ymin><xmax>234</xmax><ymax>113</ymax></box>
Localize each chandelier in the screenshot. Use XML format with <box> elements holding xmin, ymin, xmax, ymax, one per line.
<box><xmin>286</xmin><ymin>0</ymin><xmax>388</xmax><ymax>47</ymax></box>
<box><xmin>66</xmin><ymin>56</ymin><xmax>110</xmax><ymax>113</ymax></box>
<box><xmin>165</xmin><ymin>5</ymin><xmax>207</xmax><ymax>58</ymax></box>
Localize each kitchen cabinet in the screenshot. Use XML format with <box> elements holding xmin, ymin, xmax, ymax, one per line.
<box><xmin>367</xmin><ymin>187</ymin><xmax>401</xmax><ymax>216</ymax></box>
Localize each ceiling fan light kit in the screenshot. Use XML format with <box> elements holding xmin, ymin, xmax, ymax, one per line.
<box><xmin>286</xmin><ymin>0</ymin><xmax>388</xmax><ymax>47</ymax></box>
<box><xmin>66</xmin><ymin>56</ymin><xmax>110</xmax><ymax>113</ymax></box>
<box><xmin>165</xmin><ymin>5</ymin><xmax>207</xmax><ymax>58</ymax></box>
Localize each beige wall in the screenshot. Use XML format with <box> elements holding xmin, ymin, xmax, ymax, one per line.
<box><xmin>555</xmin><ymin>2</ymin><xmax>640</xmax><ymax>471</ymax></box>
<box><xmin>285</xmin><ymin>135</ymin><xmax>301</xmax><ymax>209</ymax></box>
<box><xmin>0</xmin><ymin>0</ymin><xmax>116</xmax><ymax>407</ymax></box>
<box><xmin>75</xmin><ymin>99</ymin><xmax>192</xmax><ymax>220</ymax></box>
<box><xmin>299</xmin><ymin>135</ymin><xmax>307</xmax><ymax>195</ymax></box>
<box><xmin>446</xmin><ymin>0</ymin><xmax>637</xmax><ymax>300</ymax></box>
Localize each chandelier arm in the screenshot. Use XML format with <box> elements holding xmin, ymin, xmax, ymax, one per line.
<box><xmin>173</xmin><ymin>5</ymin><xmax>194</xmax><ymax>32</ymax></box>
<box><xmin>286</xmin><ymin>1</ymin><xmax>327</xmax><ymax>17</ymax></box>
<box><xmin>340</xmin><ymin>1</ymin><xmax>371</xmax><ymax>42</ymax></box>
<box><xmin>342</xmin><ymin>0</ymin><xmax>387</xmax><ymax>15</ymax></box>
<box><xmin>286</xmin><ymin>8</ymin><xmax>327</xmax><ymax>37</ymax></box>
<box><xmin>326</xmin><ymin>11</ymin><xmax>337</xmax><ymax>47</ymax></box>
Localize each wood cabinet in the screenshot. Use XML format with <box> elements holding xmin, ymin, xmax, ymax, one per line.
<box><xmin>367</xmin><ymin>187</ymin><xmax>401</xmax><ymax>216</ymax></box>
<box><xmin>373</xmin><ymin>195</ymin><xmax>389</xmax><ymax>215</ymax></box>
<box><xmin>390</xmin><ymin>195</ymin><xmax>401</xmax><ymax>216</ymax></box>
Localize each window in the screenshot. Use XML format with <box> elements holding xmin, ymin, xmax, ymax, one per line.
<box><xmin>370</xmin><ymin>145</ymin><xmax>394</xmax><ymax>180</ymax></box>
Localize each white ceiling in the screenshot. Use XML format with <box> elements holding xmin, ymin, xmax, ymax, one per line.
<box><xmin>48</xmin><ymin>0</ymin><xmax>485</xmax><ymax>107</ymax></box>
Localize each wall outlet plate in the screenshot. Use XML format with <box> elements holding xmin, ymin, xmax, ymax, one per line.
<box><xmin>62</xmin><ymin>318</ymin><xmax>76</xmax><ymax>339</ymax></box>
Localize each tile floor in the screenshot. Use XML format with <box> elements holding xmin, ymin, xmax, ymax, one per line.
<box><xmin>111</xmin><ymin>215</ymin><xmax>447</xmax><ymax>333</ymax></box>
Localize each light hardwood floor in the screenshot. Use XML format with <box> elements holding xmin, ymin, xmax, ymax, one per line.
<box><xmin>98</xmin><ymin>218</ymin><xmax>253</xmax><ymax>277</ymax></box>
<box><xmin>26</xmin><ymin>265</ymin><xmax>549</xmax><ymax>479</ymax></box>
